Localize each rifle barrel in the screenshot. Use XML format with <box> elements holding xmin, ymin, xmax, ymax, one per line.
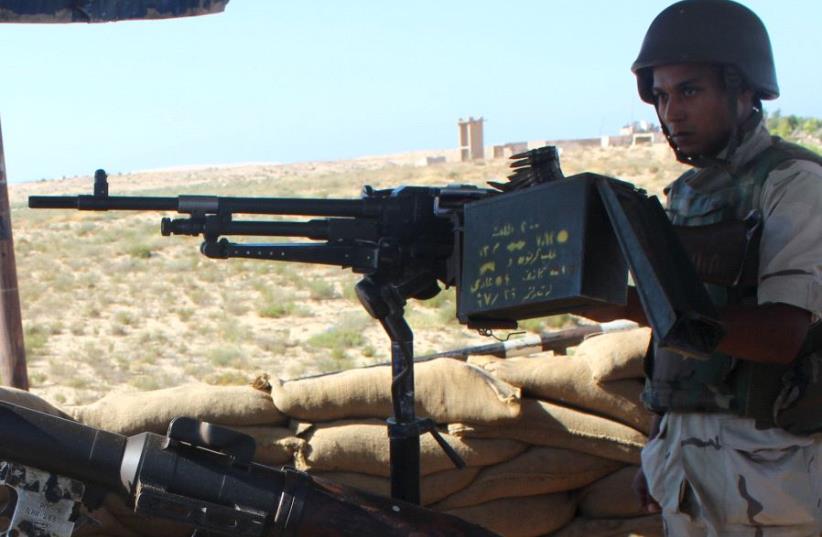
<box><xmin>29</xmin><ymin>195</ymin><xmax>179</xmax><ymax>211</ymax></box>
<box><xmin>28</xmin><ymin>194</ymin><xmax>381</xmax><ymax>217</ymax></box>
<box><xmin>0</xmin><ymin>402</ymin><xmax>127</xmax><ymax>494</ymax></box>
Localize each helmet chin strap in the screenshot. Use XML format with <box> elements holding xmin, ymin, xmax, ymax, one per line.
<box><xmin>657</xmin><ymin>66</ymin><xmax>753</xmax><ymax>170</ymax></box>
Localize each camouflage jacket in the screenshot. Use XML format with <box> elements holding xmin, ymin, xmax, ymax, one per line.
<box><xmin>642</xmin><ymin>119</ymin><xmax>822</xmax><ymax>425</ymax></box>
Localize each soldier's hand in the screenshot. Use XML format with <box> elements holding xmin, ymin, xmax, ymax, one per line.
<box><xmin>632</xmin><ymin>466</ymin><xmax>661</xmax><ymax>514</ymax></box>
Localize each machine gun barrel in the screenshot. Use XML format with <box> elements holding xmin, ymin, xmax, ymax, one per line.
<box><xmin>28</xmin><ymin>194</ymin><xmax>381</xmax><ymax>218</ymax></box>
<box><xmin>28</xmin><ymin>195</ymin><xmax>177</xmax><ymax>211</ymax></box>
<box><xmin>27</xmin><ymin>172</ymin><xmax>468</xmax><ymax>284</ymax></box>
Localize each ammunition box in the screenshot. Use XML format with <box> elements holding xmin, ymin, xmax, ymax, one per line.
<box><xmin>458</xmin><ymin>174</ymin><xmax>628</xmax><ymax>326</ymax></box>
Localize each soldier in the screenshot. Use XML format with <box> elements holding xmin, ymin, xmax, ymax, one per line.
<box><xmin>586</xmin><ymin>1</ymin><xmax>822</xmax><ymax>535</ymax></box>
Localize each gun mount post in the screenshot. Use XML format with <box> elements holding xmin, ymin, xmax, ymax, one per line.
<box><xmin>382</xmin><ymin>301</ymin><xmax>420</xmax><ymax>504</ymax></box>
<box><xmin>355</xmin><ymin>274</ymin><xmax>465</xmax><ymax>504</ymax></box>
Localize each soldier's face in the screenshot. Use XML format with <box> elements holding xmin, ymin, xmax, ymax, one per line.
<box><xmin>652</xmin><ymin>63</ymin><xmax>737</xmax><ymax>158</ymax></box>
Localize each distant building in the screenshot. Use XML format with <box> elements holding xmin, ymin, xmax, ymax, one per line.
<box><xmin>458</xmin><ymin>117</ymin><xmax>485</xmax><ymax>161</ymax></box>
<box><xmin>492</xmin><ymin>142</ymin><xmax>528</xmax><ymax>159</ymax></box>
<box><xmin>619</xmin><ymin>120</ymin><xmax>660</xmax><ymax>136</ymax></box>
<box><xmin>463</xmin><ymin>117</ymin><xmax>666</xmax><ymax>161</ymax></box>
<box><xmin>602</xmin><ymin>121</ymin><xmax>664</xmax><ymax>147</ymax></box>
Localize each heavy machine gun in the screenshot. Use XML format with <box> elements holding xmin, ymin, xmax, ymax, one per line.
<box><xmin>26</xmin><ymin>149</ymin><xmax>733</xmax><ymax>509</ymax></box>
<box><xmin>29</xmin><ymin>169</ymin><xmax>490</xmax><ymax>506</ymax></box>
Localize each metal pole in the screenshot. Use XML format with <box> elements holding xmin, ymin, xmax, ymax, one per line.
<box><xmin>413</xmin><ymin>321</ymin><xmax>639</xmax><ymax>362</ymax></box>
<box><xmin>0</xmin><ymin>119</ymin><xmax>28</xmax><ymax>390</ymax></box>
<box><xmin>383</xmin><ymin>312</ymin><xmax>420</xmax><ymax>504</ymax></box>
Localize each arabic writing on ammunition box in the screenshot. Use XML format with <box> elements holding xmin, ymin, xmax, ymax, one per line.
<box><xmin>468</xmin><ymin>218</ymin><xmax>573</xmax><ymax>309</ymax></box>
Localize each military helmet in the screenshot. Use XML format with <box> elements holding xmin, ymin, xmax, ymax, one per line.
<box><xmin>631</xmin><ymin>0</ymin><xmax>778</xmax><ymax>103</ymax></box>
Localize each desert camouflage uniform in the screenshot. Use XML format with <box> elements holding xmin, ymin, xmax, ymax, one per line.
<box><xmin>642</xmin><ymin>118</ymin><xmax>822</xmax><ymax>537</ymax></box>
<box><xmin>643</xmin><ymin>412</ymin><xmax>822</xmax><ymax>537</ymax></box>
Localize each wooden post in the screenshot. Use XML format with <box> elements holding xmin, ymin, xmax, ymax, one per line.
<box><xmin>0</xmin><ymin>119</ymin><xmax>28</xmax><ymax>390</ymax></box>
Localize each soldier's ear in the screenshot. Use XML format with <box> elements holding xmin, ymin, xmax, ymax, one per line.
<box><xmin>736</xmin><ymin>89</ymin><xmax>756</xmax><ymax>120</ymax></box>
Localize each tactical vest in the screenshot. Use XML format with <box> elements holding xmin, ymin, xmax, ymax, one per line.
<box><xmin>642</xmin><ymin>137</ymin><xmax>822</xmax><ymax>432</ymax></box>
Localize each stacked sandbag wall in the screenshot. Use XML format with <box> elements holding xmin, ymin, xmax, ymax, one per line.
<box><xmin>1</xmin><ymin>327</ymin><xmax>660</xmax><ymax>537</ymax></box>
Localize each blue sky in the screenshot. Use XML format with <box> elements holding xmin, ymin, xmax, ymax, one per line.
<box><xmin>0</xmin><ymin>0</ymin><xmax>819</xmax><ymax>183</ymax></box>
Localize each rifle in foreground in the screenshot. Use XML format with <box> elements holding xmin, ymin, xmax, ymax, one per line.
<box><xmin>0</xmin><ymin>401</ymin><xmax>500</xmax><ymax>537</ymax></box>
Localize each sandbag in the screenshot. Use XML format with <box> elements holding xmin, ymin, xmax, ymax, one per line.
<box><xmin>434</xmin><ymin>447</ymin><xmax>622</xmax><ymax>509</ymax></box>
<box><xmin>73</xmin><ymin>383</ymin><xmax>286</xmax><ymax>435</ymax></box>
<box><xmin>469</xmin><ymin>355</ymin><xmax>651</xmax><ymax>434</ymax></box>
<box><xmin>448</xmin><ymin>399</ymin><xmax>646</xmax><ymax>464</ymax></box>
<box><xmin>547</xmin><ymin>515</ymin><xmax>663</xmax><ymax>537</ymax></box>
<box><xmin>232</xmin><ymin>426</ymin><xmax>303</xmax><ymax>466</ymax></box>
<box><xmin>578</xmin><ymin>466</ymin><xmax>646</xmax><ymax>519</ymax></box>
<box><xmin>273</xmin><ymin>358</ymin><xmax>521</xmax><ymax>424</ymax></box>
<box><xmin>0</xmin><ymin>386</ymin><xmax>70</xmax><ymax>418</ymax></box>
<box><xmin>313</xmin><ymin>466</ymin><xmax>481</xmax><ymax>506</ymax></box>
<box><xmin>294</xmin><ymin>419</ymin><xmax>527</xmax><ymax>477</ymax></box>
<box><xmin>444</xmin><ymin>493</ymin><xmax>577</xmax><ymax>537</ymax></box>
<box><xmin>575</xmin><ymin>327</ymin><xmax>651</xmax><ymax>383</ymax></box>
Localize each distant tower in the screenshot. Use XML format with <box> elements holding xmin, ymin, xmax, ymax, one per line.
<box><xmin>458</xmin><ymin>117</ymin><xmax>485</xmax><ymax>161</ymax></box>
